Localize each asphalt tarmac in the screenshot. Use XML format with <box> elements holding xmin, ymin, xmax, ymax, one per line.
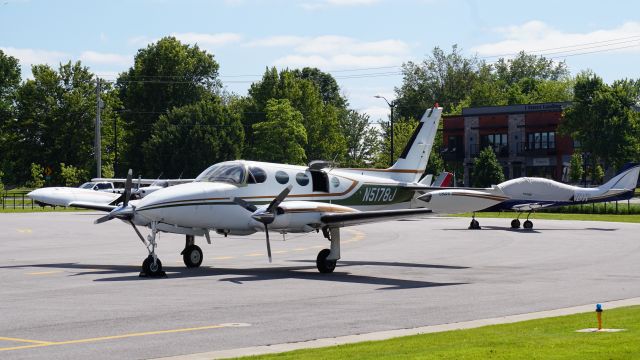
<box><xmin>1</xmin><ymin>212</ymin><xmax>639</xmax><ymax>359</ymax></box>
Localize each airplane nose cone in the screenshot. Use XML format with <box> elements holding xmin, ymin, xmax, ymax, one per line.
<box><xmin>27</xmin><ymin>187</ymin><xmax>73</xmax><ymax>206</ymax></box>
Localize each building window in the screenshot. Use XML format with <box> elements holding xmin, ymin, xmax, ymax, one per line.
<box><xmin>481</xmin><ymin>133</ymin><xmax>508</xmax><ymax>156</ymax></box>
<box><xmin>527</xmin><ymin>132</ymin><xmax>555</xmax><ymax>150</ymax></box>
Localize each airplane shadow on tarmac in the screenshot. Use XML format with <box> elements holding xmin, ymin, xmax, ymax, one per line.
<box><xmin>440</xmin><ymin>226</ymin><xmax>619</xmax><ymax>233</ymax></box>
<box><xmin>0</xmin><ymin>261</ymin><xmax>468</xmax><ymax>290</ymax></box>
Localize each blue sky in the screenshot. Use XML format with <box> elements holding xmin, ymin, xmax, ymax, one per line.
<box><xmin>1</xmin><ymin>0</ymin><xmax>639</xmax><ymax>120</ymax></box>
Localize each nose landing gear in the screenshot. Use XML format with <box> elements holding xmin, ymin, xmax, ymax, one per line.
<box><xmin>138</xmin><ymin>221</ymin><xmax>166</xmax><ymax>278</ymax></box>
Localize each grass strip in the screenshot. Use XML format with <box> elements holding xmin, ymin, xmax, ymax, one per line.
<box><xmin>238</xmin><ymin>305</ymin><xmax>640</xmax><ymax>360</ymax></box>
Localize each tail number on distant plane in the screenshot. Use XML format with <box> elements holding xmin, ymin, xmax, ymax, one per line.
<box><xmin>363</xmin><ymin>187</ymin><xmax>397</xmax><ymax>202</ymax></box>
<box><xmin>574</xmin><ymin>192</ymin><xmax>590</xmax><ymax>202</ymax></box>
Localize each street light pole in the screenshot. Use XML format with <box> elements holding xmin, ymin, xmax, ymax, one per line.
<box><xmin>375</xmin><ymin>95</ymin><xmax>397</xmax><ymax>167</ymax></box>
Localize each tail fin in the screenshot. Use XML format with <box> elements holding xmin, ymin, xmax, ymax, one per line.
<box><xmin>599</xmin><ymin>164</ymin><xmax>640</xmax><ymax>191</ymax></box>
<box><xmin>432</xmin><ymin>171</ymin><xmax>453</xmax><ymax>187</ymax></box>
<box><xmin>388</xmin><ymin>106</ymin><xmax>443</xmax><ymax>182</ymax></box>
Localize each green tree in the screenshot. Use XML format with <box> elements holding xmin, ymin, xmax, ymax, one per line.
<box><xmin>339</xmin><ymin>110</ymin><xmax>381</xmax><ymax>167</ymax></box>
<box><xmin>568</xmin><ymin>151</ymin><xmax>584</xmax><ymax>183</ymax></box>
<box><xmin>143</xmin><ymin>98</ymin><xmax>244</xmax><ymax>178</ymax></box>
<box><xmin>559</xmin><ymin>71</ymin><xmax>640</xmax><ymax>171</ymax></box>
<box><xmin>0</xmin><ymin>50</ymin><xmax>21</xmax><ymax>184</ymax></box>
<box><xmin>27</xmin><ymin>163</ymin><xmax>44</xmax><ymax>188</ymax></box>
<box><xmin>244</xmin><ymin>67</ymin><xmax>346</xmax><ymax>162</ymax></box>
<box><xmin>117</xmin><ymin>37</ymin><xmax>220</xmax><ymax>174</ymax></box>
<box><xmin>471</xmin><ymin>147</ymin><xmax>505</xmax><ymax>187</ymax></box>
<box><xmin>60</xmin><ymin>163</ymin><xmax>89</xmax><ymax>187</ymax></box>
<box><xmin>375</xmin><ymin>117</ymin><xmax>418</xmax><ymax>167</ymax></box>
<box><xmin>592</xmin><ymin>163</ymin><xmax>605</xmax><ymax>185</ymax></box>
<box><xmin>252</xmin><ymin>99</ymin><xmax>307</xmax><ymax>165</ymax></box>
<box><xmin>7</xmin><ymin>61</ymin><xmax>119</xmax><ymax>185</ymax></box>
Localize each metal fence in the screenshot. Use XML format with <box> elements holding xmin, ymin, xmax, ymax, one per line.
<box><xmin>1</xmin><ymin>191</ymin><xmax>36</xmax><ymax>209</ymax></box>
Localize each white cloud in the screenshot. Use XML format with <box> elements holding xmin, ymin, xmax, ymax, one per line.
<box><xmin>0</xmin><ymin>47</ymin><xmax>70</xmax><ymax>68</ymax></box>
<box><xmin>80</xmin><ymin>51</ymin><xmax>131</xmax><ymax>67</ymax></box>
<box><xmin>258</xmin><ymin>34</ymin><xmax>408</xmax><ymax>71</ymax></box>
<box><xmin>473</xmin><ymin>21</ymin><xmax>640</xmax><ymax>58</ymax></box>
<box><xmin>128</xmin><ymin>35</ymin><xmax>156</xmax><ymax>47</ymax></box>
<box><xmin>171</xmin><ymin>32</ymin><xmax>243</xmax><ymax>47</ymax></box>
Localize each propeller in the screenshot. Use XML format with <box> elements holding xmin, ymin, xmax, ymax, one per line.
<box><xmin>232</xmin><ymin>185</ymin><xmax>292</xmax><ymax>262</ymax></box>
<box><xmin>94</xmin><ymin>169</ymin><xmax>134</xmax><ymax>224</ymax></box>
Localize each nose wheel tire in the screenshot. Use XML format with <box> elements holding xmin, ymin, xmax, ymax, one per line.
<box><xmin>182</xmin><ymin>245</ymin><xmax>203</xmax><ymax>268</ymax></box>
<box><xmin>141</xmin><ymin>256</ymin><xmax>165</xmax><ymax>277</ymax></box>
<box><xmin>523</xmin><ymin>220</ymin><xmax>533</xmax><ymax>229</ymax></box>
<box><xmin>469</xmin><ymin>219</ymin><xmax>481</xmax><ymax>230</ymax></box>
<box><xmin>316</xmin><ymin>249</ymin><xmax>337</xmax><ymax>273</ymax></box>
<box><xmin>511</xmin><ymin>219</ymin><xmax>521</xmax><ymax>229</ymax></box>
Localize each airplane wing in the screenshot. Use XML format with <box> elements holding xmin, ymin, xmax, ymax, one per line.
<box><xmin>91</xmin><ymin>177</ymin><xmax>195</xmax><ymax>185</ymax></box>
<box><xmin>320</xmin><ymin>208</ymin><xmax>433</xmax><ymax>227</ymax></box>
<box><xmin>68</xmin><ymin>201</ymin><xmax>117</xmax><ymax>212</ymax></box>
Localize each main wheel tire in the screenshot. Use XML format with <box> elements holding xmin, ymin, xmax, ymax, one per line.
<box><xmin>511</xmin><ymin>219</ymin><xmax>521</xmax><ymax>229</ymax></box>
<box><xmin>523</xmin><ymin>220</ymin><xmax>533</xmax><ymax>229</ymax></box>
<box><xmin>142</xmin><ymin>255</ymin><xmax>163</xmax><ymax>277</ymax></box>
<box><xmin>316</xmin><ymin>249</ymin><xmax>337</xmax><ymax>274</ymax></box>
<box><xmin>469</xmin><ymin>219</ymin><xmax>481</xmax><ymax>230</ymax></box>
<box><xmin>182</xmin><ymin>245</ymin><xmax>203</xmax><ymax>268</ymax></box>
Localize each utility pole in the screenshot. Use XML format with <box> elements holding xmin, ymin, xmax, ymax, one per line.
<box><xmin>95</xmin><ymin>78</ymin><xmax>103</xmax><ymax>178</ymax></box>
<box><xmin>375</xmin><ymin>95</ymin><xmax>397</xmax><ymax>167</ymax></box>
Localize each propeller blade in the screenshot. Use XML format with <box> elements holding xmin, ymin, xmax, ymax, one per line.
<box><xmin>265</xmin><ymin>223</ymin><xmax>272</xmax><ymax>263</ymax></box>
<box><xmin>123</xmin><ymin>169</ymin><xmax>133</xmax><ymax>207</ymax></box>
<box><xmin>94</xmin><ymin>214</ymin><xmax>113</xmax><ymax>224</ymax></box>
<box><xmin>232</xmin><ymin>197</ymin><xmax>258</xmax><ymax>212</ymax></box>
<box><xmin>266</xmin><ymin>185</ymin><xmax>293</xmax><ymax>213</ymax></box>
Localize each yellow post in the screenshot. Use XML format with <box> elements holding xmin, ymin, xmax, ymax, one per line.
<box><xmin>596</xmin><ymin>304</ymin><xmax>603</xmax><ymax>330</ymax></box>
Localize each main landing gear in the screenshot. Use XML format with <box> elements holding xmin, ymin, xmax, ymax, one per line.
<box><xmin>181</xmin><ymin>235</ymin><xmax>203</xmax><ymax>268</ymax></box>
<box><xmin>511</xmin><ymin>212</ymin><xmax>534</xmax><ymax>230</ymax></box>
<box><xmin>469</xmin><ymin>213</ymin><xmax>481</xmax><ymax>230</ymax></box>
<box><xmin>317</xmin><ymin>227</ymin><xmax>341</xmax><ymax>273</ymax></box>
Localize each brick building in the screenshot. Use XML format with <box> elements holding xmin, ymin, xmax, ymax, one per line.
<box><xmin>441</xmin><ymin>102</ymin><xmax>575</xmax><ymax>186</ymax></box>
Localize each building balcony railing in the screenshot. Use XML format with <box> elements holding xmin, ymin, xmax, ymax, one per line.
<box><xmin>469</xmin><ymin>144</ymin><xmax>509</xmax><ymax>158</ymax></box>
<box><xmin>440</xmin><ymin>147</ymin><xmax>465</xmax><ymax>161</ymax></box>
<box><xmin>516</xmin><ymin>142</ymin><xmax>557</xmax><ymax>156</ymax></box>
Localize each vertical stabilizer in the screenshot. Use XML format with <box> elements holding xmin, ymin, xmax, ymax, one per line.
<box><xmin>388</xmin><ymin>106</ymin><xmax>443</xmax><ymax>182</ymax></box>
<box><xmin>598</xmin><ymin>165</ymin><xmax>640</xmax><ymax>191</ymax></box>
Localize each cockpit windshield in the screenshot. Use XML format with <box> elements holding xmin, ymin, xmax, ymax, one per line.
<box><xmin>195</xmin><ymin>163</ymin><xmax>246</xmax><ymax>185</ymax></box>
<box><xmin>79</xmin><ymin>182</ymin><xmax>96</xmax><ymax>189</ymax></box>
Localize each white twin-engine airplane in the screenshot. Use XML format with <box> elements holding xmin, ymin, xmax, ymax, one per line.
<box><xmin>68</xmin><ymin>106</ymin><xmax>443</xmax><ymax>277</ymax></box>
<box><xmin>418</xmin><ymin>164</ymin><xmax>640</xmax><ymax>230</ymax></box>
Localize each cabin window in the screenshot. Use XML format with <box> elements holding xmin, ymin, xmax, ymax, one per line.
<box><xmin>275</xmin><ymin>171</ymin><xmax>289</xmax><ymax>184</ymax></box>
<box><xmin>195</xmin><ymin>163</ymin><xmax>246</xmax><ymax>185</ymax></box>
<box><xmin>296</xmin><ymin>172</ymin><xmax>309</xmax><ymax>186</ymax></box>
<box><xmin>248</xmin><ymin>166</ymin><xmax>267</xmax><ymax>184</ymax></box>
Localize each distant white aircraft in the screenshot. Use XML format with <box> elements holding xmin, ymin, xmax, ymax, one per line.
<box><xmin>418</xmin><ymin>164</ymin><xmax>640</xmax><ymax>229</ymax></box>
<box><xmin>28</xmin><ymin>181</ymin><xmax>121</xmax><ymax>207</ymax></box>
<box><xmin>28</xmin><ymin>177</ymin><xmax>192</xmax><ymax>207</ymax></box>
<box><xmin>69</xmin><ymin>106</ymin><xmax>443</xmax><ymax>277</ymax></box>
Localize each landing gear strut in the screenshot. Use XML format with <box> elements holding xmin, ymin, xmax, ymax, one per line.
<box><xmin>317</xmin><ymin>227</ymin><xmax>340</xmax><ymax>273</ymax></box>
<box><xmin>469</xmin><ymin>213</ymin><xmax>481</xmax><ymax>230</ymax></box>
<box><xmin>181</xmin><ymin>235</ymin><xmax>203</xmax><ymax>268</ymax></box>
<box><xmin>139</xmin><ymin>221</ymin><xmax>165</xmax><ymax>277</ymax></box>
